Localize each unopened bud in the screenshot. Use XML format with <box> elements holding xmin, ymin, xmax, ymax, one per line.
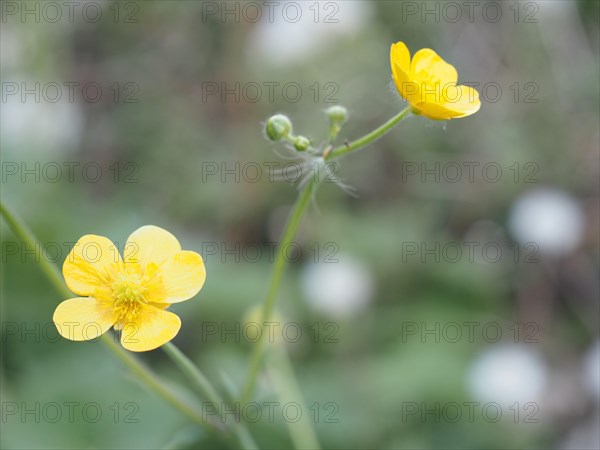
<box><xmin>265</xmin><ymin>114</ymin><xmax>292</xmax><ymax>141</ymax></box>
<box><xmin>325</xmin><ymin>106</ymin><xmax>348</xmax><ymax>126</ymax></box>
<box><xmin>294</xmin><ymin>136</ymin><xmax>310</xmax><ymax>151</ymax></box>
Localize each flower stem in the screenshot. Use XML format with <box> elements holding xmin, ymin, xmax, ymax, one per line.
<box><xmin>269</xmin><ymin>346</ymin><xmax>321</xmax><ymax>449</ymax></box>
<box><xmin>100</xmin><ymin>335</ymin><xmax>215</xmax><ymax>430</ymax></box>
<box><xmin>241</xmin><ymin>108</ymin><xmax>411</xmax><ymax>405</ymax></box>
<box><xmin>162</xmin><ymin>343</ymin><xmax>258</xmax><ymax>449</ymax></box>
<box><xmin>241</xmin><ymin>178</ymin><xmax>316</xmax><ymax>404</ymax></box>
<box><xmin>327</xmin><ymin>106</ymin><xmax>411</xmax><ymax>160</ymax></box>
<box><xmin>0</xmin><ymin>202</ymin><xmax>224</xmax><ymax>437</ymax></box>
<box><xmin>0</xmin><ymin>202</ymin><xmax>71</xmax><ymax>299</ymax></box>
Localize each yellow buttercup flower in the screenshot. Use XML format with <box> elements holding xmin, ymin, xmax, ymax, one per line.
<box><xmin>390</xmin><ymin>41</ymin><xmax>480</xmax><ymax>120</ymax></box>
<box><xmin>53</xmin><ymin>225</ymin><xmax>206</xmax><ymax>352</ymax></box>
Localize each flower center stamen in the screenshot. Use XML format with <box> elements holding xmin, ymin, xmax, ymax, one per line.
<box><xmin>111</xmin><ymin>270</ymin><xmax>147</xmax><ymax>322</ymax></box>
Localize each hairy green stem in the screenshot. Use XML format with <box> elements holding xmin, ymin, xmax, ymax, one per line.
<box><xmin>327</xmin><ymin>106</ymin><xmax>411</xmax><ymax>159</ymax></box>
<box><xmin>242</xmin><ymin>108</ymin><xmax>411</xmax><ymax>404</ymax></box>
<box><xmin>162</xmin><ymin>343</ymin><xmax>258</xmax><ymax>449</ymax></box>
<box><xmin>100</xmin><ymin>335</ymin><xmax>214</xmax><ymax>430</ymax></box>
<box><xmin>241</xmin><ymin>178</ymin><xmax>316</xmax><ymax>404</ymax></box>
<box><xmin>0</xmin><ymin>202</ymin><xmax>71</xmax><ymax>299</ymax></box>
<box><xmin>269</xmin><ymin>346</ymin><xmax>320</xmax><ymax>449</ymax></box>
<box><xmin>239</xmin><ymin>108</ymin><xmax>412</xmax><ymax>447</ymax></box>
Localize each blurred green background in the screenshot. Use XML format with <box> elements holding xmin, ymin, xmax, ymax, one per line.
<box><xmin>1</xmin><ymin>1</ymin><xmax>599</xmax><ymax>448</ymax></box>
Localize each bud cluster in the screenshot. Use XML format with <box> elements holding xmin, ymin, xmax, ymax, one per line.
<box><xmin>264</xmin><ymin>105</ymin><xmax>349</xmax><ymax>155</ymax></box>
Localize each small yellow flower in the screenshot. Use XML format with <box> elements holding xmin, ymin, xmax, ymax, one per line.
<box><xmin>53</xmin><ymin>225</ymin><xmax>206</xmax><ymax>352</ymax></box>
<box><xmin>390</xmin><ymin>41</ymin><xmax>481</xmax><ymax>120</ymax></box>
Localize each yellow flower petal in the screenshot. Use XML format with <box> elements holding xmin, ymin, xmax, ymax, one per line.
<box><xmin>390</xmin><ymin>41</ymin><xmax>411</xmax><ymax>76</ymax></box>
<box><xmin>410</xmin><ymin>48</ymin><xmax>458</xmax><ymax>86</ymax></box>
<box><xmin>63</xmin><ymin>235</ymin><xmax>122</xmax><ymax>296</ymax></box>
<box><xmin>120</xmin><ymin>305</ymin><xmax>181</xmax><ymax>352</ymax></box>
<box><xmin>152</xmin><ymin>251</ymin><xmax>206</xmax><ymax>303</ymax></box>
<box><xmin>445</xmin><ymin>84</ymin><xmax>481</xmax><ymax>114</ymax></box>
<box><xmin>53</xmin><ymin>297</ymin><xmax>117</xmax><ymax>341</ymax></box>
<box><xmin>391</xmin><ymin>42</ymin><xmax>420</xmax><ymax>104</ymax></box>
<box><xmin>124</xmin><ymin>225</ymin><xmax>181</xmax><ymax>268</ymax></box>
<box><xmin>414</xmin><ymin>84</ymin><xmax>481</xmax><ymax>120</ymax></box>
<box><xmin>148</xmin><ymin>302</ymin><xmax>171</xmax><ymax>310</ymax></box>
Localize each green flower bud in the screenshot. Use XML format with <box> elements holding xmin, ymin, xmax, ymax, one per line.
<box><xmin>265</xmin><ymin>114</ymin><xmax>292</xmax><ymax>141</ymax></box>
<box><xmin>325</xmin><ymin>106</ymin><xmax>348</xmax><ymax>126</ymax></box>
<box><xmin>293</xmin><ymin>136</ymin><xmax>310</xmax><ymax>151</ymax></box>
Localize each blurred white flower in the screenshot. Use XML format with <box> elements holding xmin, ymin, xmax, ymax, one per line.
<box><xmin>300</xmin><ymin>255</ymin><xmax>374</xmax><ymax>319</ymax></box>
<box><xmin>508</xmin><ymin>188</ymin><xmax>584</xmax><ymax>256</ymax></box>
<box><xmin>468</xmin><ymin>345</ymin><xmax>548</xmax><ymax>408</ymax></box>
<box><xmin>247</xmin><ymin>1</ymin><xmax>372</xmax><ymax>66</ymax></box>
<box><xmin>2</xmin><ymin>76</ymin><xmax>83</xmax><ymax>154</ymax></box>
<box><xmin>583</xmin><ymin>340</ymin><xmax>600</xmax><ymax>402</ymax></box>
